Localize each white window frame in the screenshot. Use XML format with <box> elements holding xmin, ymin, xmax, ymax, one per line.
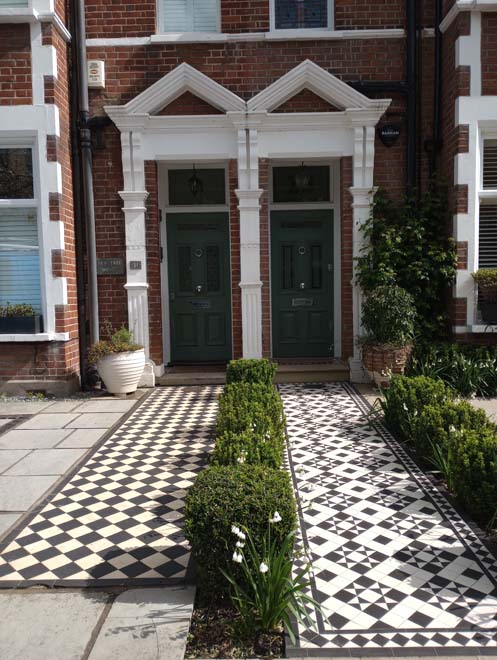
<box><xmin>270</xmin><ymin>0</ymin><xmax>334</xmax><ymax>33</ymax></box>
<box><xmin>156</xmin><ymin>0</ymin><xmax>221</xmax><ymax>35</ymax></box>
<box><xmin>477</xmin><ymin>132</ymin><xmax>497</xmax><ymax>268</ymax></box>
<box><xmin>0</xmin><ymin>139</ymin><xmax>45</xmax><ymax>333</ymax></box>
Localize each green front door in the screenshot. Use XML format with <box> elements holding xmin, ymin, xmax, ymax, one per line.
<box><xmin>271</xmin><ymin>210</ymin><xmax>334</xmax><ymax>358</ymax></box>
<box><xmin>167</xmin><ymin>213</ymin><xmax>232</xmax><ymax>363</ymax></box>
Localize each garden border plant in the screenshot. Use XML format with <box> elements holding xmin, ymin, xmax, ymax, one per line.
<box><xmin>379</xmin><ymin>375</ymin><xmax>497</xmax><ymax>529</ymax></box>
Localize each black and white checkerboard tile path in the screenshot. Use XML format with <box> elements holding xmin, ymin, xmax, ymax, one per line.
<box><xmin>281</xmin><ymin>382</ymin><xmax>497</xmax><ymax>656</ymax></box>
<box><xmin>0</xmin><ymin>386</ymin><xmax>220</xmax><ymax>587</ymax></box>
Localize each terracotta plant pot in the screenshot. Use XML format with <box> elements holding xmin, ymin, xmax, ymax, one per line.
<box><xmin>362</xmin><ymin>344</ymin><xmax>413</xmax><ymax>387</ymax></box>
<box><xmin>97</xmin><ymin>349</ymin><xmax>145</xmax><ymax>395</ymax></box>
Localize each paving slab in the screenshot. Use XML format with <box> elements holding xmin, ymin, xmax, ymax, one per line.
<box><xmin>0</xmin><ymin>514</ymin><xmax>20</xmax><ymax>537</ymax></box>
<box><xmin>0</xmin><ymin>475</ymin><xmax>58</xmax><ymax>511</ymax></box>
<box><xmin>0</xmin><ymin>418</ymin><xmax>14</xmax><ymax>430</ymax></box>
<box><xmin>73</xmin><ymin>399</ymin><xmax>137</xmax><ymax>413</ymax></box>
<box><xmin>0</xmin><ymin>402</ymin><xmax>53</xmax><ymax>415</ymax></box>
<box><xmin>0</xmin><ymin>429</ymin><xmax>74</xmax><ymax>450</ymax></box>
<box><xmin>0</xmin><ymin>449</ymin><xmax>30</xmax><ymax>474</ymax></box>
<box><xmin>5</xmin><ymin>448</ymin><xmax>87</xmax><ymax>476</ymax></box>
<box><xmin>56</xmin><ymin>428</ymin><xmax>108</xmax><ymax>448</ymax></box>
<box><xmin>43</xmin><ymin>401</ymin><xmax>85</xmax><ymax>413</ymax></box>
<box><xmin>471</xmin><ymin>397</ymin><xmax>497</xmax><ymax>422</ymax></box>
<box><xmin>0</xmin><ymin>591</ymin><xmax>109</xmax><ymax>660</ymax></box>
<box><xmin>65</xmin><ymin>412</ymin><xmax>125</xmax><ymax>428</ymax></box>
<box><xmin>16</xmin><ymin>413</ymin><xmax>79</xmax><ymax>430</ymax></box>
<box><xmin>88</xmin><ymin>586</ymin><xmax>195</xmax><ymax>660</ymax></box>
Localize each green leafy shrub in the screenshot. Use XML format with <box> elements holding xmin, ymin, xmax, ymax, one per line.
<box><xmin>408</xmin><ymin>342</ymin><xmax>497</xmax><ymax>397</ymax></box>
<box><xmin>0</xmin><ymin>303</ymin><xmax>36</xmax><ymax>317</ymax></box>
<box><xmin>213</xmin><ymin>382</ymin><xmax>285</xmax><ymax>468</ymax></box>
<box><xmin>380</xmin><ymin>375</ymin><xmax>454</xmax><ymax>442</ymax></box>
<box><xmin>412</xmin><ymin>400</ymin><xmax>495</xmax><ymax>463</ymax></box>
<box><xmin>88</xmin><ymin>323</ymin><xmax>143</xmax><ymax>364</ymax></box>
<box><xmin>184</xmin><ymin>465</ymin><xmax>296</xmax><ymax>594</ymax></box>
<box><xmin>356</xmin><ymin>186</ymin><xmax>457</xmax><ymax>341</ymax></box>
<box><xmin>450</xmin><ymin>427</ymin><xmax>497</xmax><ymax>525</ymax></box>
<box><xmin>361</xmin><ymin>285</ymin><xmax>417</xmax><ymax>347</ymax></box>
<box><xmin>472</xmin><ymin>269</ymin><xmax>497</xmax><ymax>302</ymax></box>
<box><xmin>226</xmin><ymin>358</ymin><xmax>277</xmax><ymax>386</ymax></box>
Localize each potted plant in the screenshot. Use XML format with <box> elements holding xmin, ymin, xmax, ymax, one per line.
<box><xmin>360</xmin><ymin>285</ymin><xmax>416</xmax><ymax>386</ymax></box>
<box><xmin>472</xmin><ymin>269</ymin><xmax>497</xmax><ymax>324</ymax></box>
<box><xmin>88</xmin><ymin>324</ymin><xmax>145</xmax><ymax>395</ymax></box>
<box><xmin>0</xmin><ymin>303</ymin><xmax>43</xmax><ymax>334</ymax></box>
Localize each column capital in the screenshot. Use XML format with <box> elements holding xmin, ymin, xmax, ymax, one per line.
<box><xmin>119</xmin><ymin>190</ymin><xmax>149</xmax><ymax>207</ymax></box>
<box><xmin>235</xmin><ymin>189</ymin><xmax>263</xmax><ymax>204</ymax></box>
<box><xmin>349</xmin><ymin>186</ymin><xmax>377</xmax><ymax>208</ymax></box>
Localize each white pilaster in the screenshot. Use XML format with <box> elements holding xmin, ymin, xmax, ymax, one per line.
<box><xmin>349</xmin><ymin>124</ymin><xmax>376</xmax><ymax>383</ymax></box>
<box><xmin>119</xmin><ymin>129</ymin><xmax>155</xmax><ymax>386</ymax></box>
<box><xmin>235</xmin><ymin>124</ymin><xmax>263</xmax><ymax>359</ymax></box>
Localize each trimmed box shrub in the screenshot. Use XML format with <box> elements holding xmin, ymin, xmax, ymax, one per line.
<box><xmin>184</xmin><ymin>464</ymin><xmax>296</xmax><ymax>593</ymax></box>
<box><xmin>380</xmin><ymin>375</ymin><xmax>454</xmax><ymax>442</ymax></box>
<box><xmin>213</xmin><ymin>382</ymin><xmax>285</xmax><ymax>468</ymax></box>
<box><xmin>226</xmin><ymin>358</ymin><xmax>277</xmax><ymax>386</ymax></box>
<box><xmin>451</xmin><ymin>427</ymin><xmax>497</xmax><ymax>525</ymax></box>
<box><xmin>412</xmin><ymin>400</ymin><xmax>495</xmax><ymax>463</ymax></box>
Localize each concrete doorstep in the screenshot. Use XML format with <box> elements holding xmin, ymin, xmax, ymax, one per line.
<box><xmin>0</xmin><ymin>586</ymin><xmax>195</xmax><ymax>660</ymax></box>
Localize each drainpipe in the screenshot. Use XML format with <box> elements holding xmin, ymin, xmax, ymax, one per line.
<box><xmin>431</xmin><ymin>0</ymin><xmax>443</xmax><ymax>177</ymax></box>
<box><xmin>72</xmin><ymin>0</ymin><xmax>99</xmax><ymax>344</ymax></box>
<box><xmin>406</xmin><ymin>0</ymin><xmax>418</xmax><ymax>197</ymax></box>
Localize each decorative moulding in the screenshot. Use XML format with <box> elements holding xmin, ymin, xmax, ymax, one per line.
<box><xmin>440</xmin><ymin>1</ymin><xmax>497</xmax><ymax>33</ymax></box>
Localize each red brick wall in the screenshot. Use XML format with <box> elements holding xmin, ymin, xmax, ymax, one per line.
<box><xmin>0</xmin><ymin>341</ymin><xmax>80</xmax><ymax>385</ymax></box>
<box><xmin>221</xmin><ymin>0</ymin><xmax>269</xmax><ymax>33</ymax></box>
<box><xmin>157</xmin><ymin>91</ymin><xmax>223</xmax><ymax>115</ymax></box>
<box><xmin>334</xmin><ymin>0</ymin><xmax>405</xmax><ymax>29</ymax></box>
<box><xmin>482</xmin><ymin>13</ymin><xmax>497</xmax><ymax>95</ymax></box>
<box><xmin>229</xmin><ymin>159</ymin><xmax>242</xmax><ymax>359</ymax></box>
<box><xmin>340</xmin><ymin>157</ymin><xmax>354</xmax><ymax>359</ymax></box>
<box><xmin>85</xmin><ymin>0</ymin><xmax>156</xmax><ymax>38</ymax></box>
<box><xmin>0</xmin><ymin>24</ymin><xmax>32</xmax><ymax>105</ymax></box>
<box><xmin>145</xmin><ymin>161</ymin><xmax>163</xmax><ymax>365</ymax></box>
<box><xmin>273</xmin><ymin>88</ymin><xmax>339</xmax><ymax>113</ymax></box>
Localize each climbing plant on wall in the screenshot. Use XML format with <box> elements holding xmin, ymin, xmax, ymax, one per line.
<box><xmin>356</xmin><ymin>185</ymin><xmax>457</xmax><ymax>341</ymax></box>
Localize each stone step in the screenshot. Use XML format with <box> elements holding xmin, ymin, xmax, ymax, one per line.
<box><xmin>156</xmin><ymin>362</ymin><xmax>349</xmax><ymax>386</ymax></box>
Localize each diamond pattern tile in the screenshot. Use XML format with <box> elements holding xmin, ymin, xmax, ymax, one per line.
<box><xmin>281</xmin><ymin>382</ymin><xmax>497</xmax><ymax>654</ymax></box>
<box><xmin>0</xmin><ymin>386</ymin><xmax>220</xmax><ymax>586</ymax></box>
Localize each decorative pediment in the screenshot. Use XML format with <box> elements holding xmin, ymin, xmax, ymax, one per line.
<box><xmin>106</xmin><ymin>63</ymin><xmax>245</xmax><ymax>120</ymax></box>
<box><xmin>248</xmin><ymin>60</ymin><xmax>389</xmax><ymax>113</ymax></box>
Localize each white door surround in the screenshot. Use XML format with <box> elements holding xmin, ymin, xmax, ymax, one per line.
<box><xmin>105</xmin><ymin>60</ymin><xmax>390</xmax><ymax>383</ymax></box>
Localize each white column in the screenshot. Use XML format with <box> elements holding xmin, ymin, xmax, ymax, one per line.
<box><xmin>119</xmin><ymin>130</ymin><xmax>155</xmax><ymax>386</ymax></box>
<box><xmin>235</xmin><ymin>127</ymin><xmax>263</xmax><ymax>358</ymax></box>
<box><xmin>349</xmin><ymin>125</ymin><xmax>376</xmax><ymax>383</ymax></box>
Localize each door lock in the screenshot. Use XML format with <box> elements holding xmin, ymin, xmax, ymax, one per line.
<box><xmin>195</xmin><ymin>285</ymin><xmax>203</xmax><ymax>293</ymax></box>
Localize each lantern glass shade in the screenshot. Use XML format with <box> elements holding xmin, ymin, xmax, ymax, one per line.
<box><xmin>168</xmin><ymin>168</ymin><xmax>226</xmax><ymax>205</ymax></box>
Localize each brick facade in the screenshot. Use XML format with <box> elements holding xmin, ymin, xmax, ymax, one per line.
<box><xmin>482</xmin><ymin>13</ymin><xmax>497</xmax><ymax>96</ymax></box>
<box><xmin>0</xmin><ymin>24</ymin><xmax>32</xmax><ymax>105</ymax></box>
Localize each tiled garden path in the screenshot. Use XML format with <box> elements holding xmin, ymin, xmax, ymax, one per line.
<box><xmin>0</xmin><ymin>386</ymin><xmax>220</xmax><ymax>587</ymax></box>
<box><xmin>281</xmin><ymin>382</ymin><xmax>497</xmax><ymax>657</ymax></box>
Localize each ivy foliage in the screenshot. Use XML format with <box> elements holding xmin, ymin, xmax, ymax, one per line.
<box><xmin>356</xmin><ymin>187</ymin><xmax>457</xmax><ymax>340</ymax></box>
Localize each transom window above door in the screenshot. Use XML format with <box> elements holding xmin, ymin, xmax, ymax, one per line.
<box><xmin>274</xmin><ymin>0</ymin><xmax>331</xmax><ymax>30</ymax></box>
<box><xmin>168</xmin><ymin>168</ymin><xmax>226</xmax><ymax>205</ymax></box>
<box><xmin>272</xmin><ymin>165</ymin><xmax>331</xmax><ymax>203</ymax></box>
<box><xmin>161</xmin><ymin>0</ymin><xmax>220</xmax><ymax>32</ymax></box>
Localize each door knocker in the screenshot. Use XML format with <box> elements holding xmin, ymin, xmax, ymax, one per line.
<box><xmin>194</xmin><ymin>248</ymin><xmax>203</xmax><ymax>258</ymax></box>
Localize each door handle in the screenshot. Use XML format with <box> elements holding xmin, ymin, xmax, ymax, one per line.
<box><xmin>195</xmin><ymin>285</ymin><xmax>203</xmax><ymax>293</ymax></box>
<box><xmin>299</xmin><ymin>282</ymin><xmax>305</xmax><ymax>290</ymax></box>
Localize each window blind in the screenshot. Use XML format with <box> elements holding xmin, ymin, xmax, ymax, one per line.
<box><xmin>0</xmin><ymin>0</ymin><xmax>28</xmax><ymax>6</ymax></box>
<box><xmin>483</xmin><ymin>140</ymin><xmax>497</xmax><ymax>190</ymax></box>
<box><xmin>479</xmin><ymin>204</ymin><xmax>497</xmax><ymax>269</ymax></box>
<box><xmin>0</xmin><ymin>208</ymin><xmax>41</xmax><ymax>312</ymax></box>
<box><xmin>163</xmin><ymin>0</ymin><xmax>218</xmax><ymax>32</ymax></box>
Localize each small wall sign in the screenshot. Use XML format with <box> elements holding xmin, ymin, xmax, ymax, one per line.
<box><xmin>378</xmin><ymin>123</ymin><xmax>401</xmax><ymax>147</ymax></box>
<box><xmin>129</xmin><ymin>261</ymin><xmax>142</xmax><ymax>270</ymax></box>
<box><xmin>97</xmin><ymin>257</ymin><xmax>125</xmax><ymax>276</ymax></box>
<box><xmin>87</xmin><ymin>60</ymin><xmax>105</xmax><ymax>89</ymax></box>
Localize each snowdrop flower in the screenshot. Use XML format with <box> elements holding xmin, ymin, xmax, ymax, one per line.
<box><xmin>237</xmin><ymin>454</ymin><xmax>246</xmax><ymax>464</ymax></box>
<box><xmin>231</xmin><ymin>525</ymin><xmax>240</xmax><ymax>536</ymax></box>
<box><xmin>259</xmin><ymin>561</ymin><xmax>269</xmax><ymax>574</ymax></box>
<box><xmin>270</xmin><ymin>511</ymin><xmax>282</xmax><ymax>523</ymax></box>
<box><xmin>236</xmin><ymin>540</ymin><xmax>245</xmax><ymax>548</ymax></box>
<box><xmin>232</xmin><ymin>551</ymin><xmax>243</xmax><ymax>563</ymax></box>
<box><xmin>238</xmin><ymin>530</ymin><xmax>246</xmax><ymax>541</ymax></box>
<box><xmin>402</xmin><ymin>403</ymin><xmax>408</xmax><ymax>412</ymax></box>
<box><xmin>449</xmin><ymin>425</ymin><xmax>456</xmax><ymax>433</ymax></box>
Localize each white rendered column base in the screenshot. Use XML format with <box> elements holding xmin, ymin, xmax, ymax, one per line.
<box><xmin>240</xmin><ymin>281</ymin><xmax>263</xmax><ymax>358</ymax></box>
<box><xmin>349</xmin><ymin>356</ymin><xmax>371</xmax><ymax>384</ymax></box>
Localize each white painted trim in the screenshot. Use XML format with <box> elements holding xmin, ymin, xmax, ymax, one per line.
<box><xmin>0</xmin><ymin>9</ymin><xmax>71</xmax><ymax>42</ymax></box>
<box><xmin>440</xmin><ymin>1</ymin><xmax>497</xmax><ymax>33</ymax></box>
<box><xmin>470</xmin><ymin>325</ymin><xmax>497</xmax><ymax>332</ymax></box>
<box><xmin>456</xmin><ymin>11</ymin><xmax>481</xmax><ymax>96</ymax></box>
<box><xmin>87</xmin><ymin>28</ymin><xmax>405</xmax><ymax>48</ymax></box>
<box><xmin>0</xmin><ymin>332</ymin><xmax>70</xmax><ymax>342</ymax></box>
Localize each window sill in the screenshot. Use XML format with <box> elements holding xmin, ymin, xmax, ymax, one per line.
<box><xmin>149</xmin><ymin>27</ymin><xmax>404</xmax><ymax>45</ymax></box>
<box><xmin>470</xmin><ymin>325</ymin><xmax>497</xmax><ymax>333</ymax></box>
<box><xmin>0</xmin><ymin>332</ymin><xmax>70</xmax><ymax>342</ymax></box>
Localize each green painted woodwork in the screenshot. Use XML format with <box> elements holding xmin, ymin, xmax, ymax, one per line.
<box><xmin>167</xmin><ymin>213</ymin><xmax>232</xmax><ymax>362</ymax></box>
<box><xmin>271</xmin><ymin>210</ymin><xmax>334</xmax><ymax>358</ymax></box>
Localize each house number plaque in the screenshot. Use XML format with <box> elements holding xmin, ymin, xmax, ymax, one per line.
<box><xmin>97</xmin><ymin>257</ymin><xmax>125</xmax><ymax>276</ymax></box>
<box><xmin>129</xmin><ymin>261</ymin><xmax>142</xmax><ymax>270</ymax></box>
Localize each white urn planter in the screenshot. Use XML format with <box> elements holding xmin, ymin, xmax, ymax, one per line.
<box><xmin>97</xmin><ymin>349</ymin><xmax>145</xmax><ymax>395</ymax></box>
